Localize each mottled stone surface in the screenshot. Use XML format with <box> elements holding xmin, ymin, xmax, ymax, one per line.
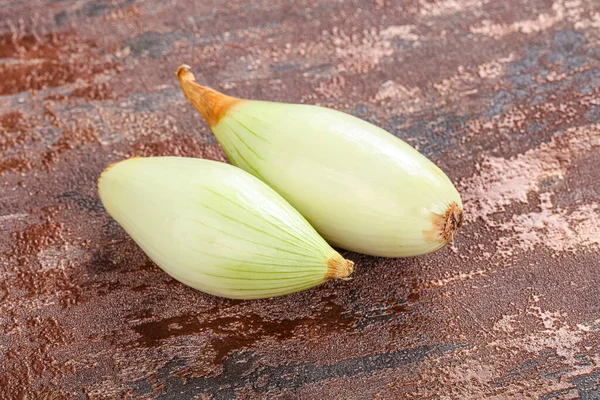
<box><xmin>1</xmin><ymin>0</ymin><xmax>600</xmax><ymax>398</ymax></box>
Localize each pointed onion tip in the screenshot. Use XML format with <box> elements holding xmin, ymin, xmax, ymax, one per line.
<box><xmin>98</xmin><ymin>156</ymin><xmax>140</xmax><ymax>185</ymax></box>
<box><xmin>176</xmin><ymin>64</ymin><xmax>193</xmax><ymax>81</ymax></box>
<box><xmin>175</xmin><ymin>64</ymin><xmax>240</xmax><ymax>127</ymax></box>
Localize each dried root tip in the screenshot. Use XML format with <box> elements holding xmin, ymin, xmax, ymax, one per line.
<box><xmin>425</xmin><ymin>201</ymin><xmax>465</xmax><ymax>245</ymax></box>
<box><xmin>325</xmin><ymin>254</ymin><xmax>354</xmax><ymax>280</ymax></box>
<box><xmin>175</xmin><ymin>64</ymin><xmax>240</xmax><ymax>128</ymax></box>
<box><xmin>440</xmin><ymin>202</ymin><xmax>464</xmax><ymax>244</ymax></box>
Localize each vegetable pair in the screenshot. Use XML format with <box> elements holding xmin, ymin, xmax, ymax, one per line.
<box><xmin>97</xmin><ymin>65</ymin><xmax>464</xmax><ymax>299</ymax></box>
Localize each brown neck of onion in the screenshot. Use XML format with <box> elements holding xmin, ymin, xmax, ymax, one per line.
<box><xmin>176</xmin><ymin>65</ymin><xmax>241</xmax><ymax>128</ymax></box>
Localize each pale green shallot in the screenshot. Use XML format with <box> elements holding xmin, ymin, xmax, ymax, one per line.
<box><xmin>98</xmin><ymin>157</ymin><xmax>353</xmax><ymax>299</ymax></box>
<box><xmin>177</xmin><ymin>65</ymin><xmax>464</xmax><ymax>257</ymax></box>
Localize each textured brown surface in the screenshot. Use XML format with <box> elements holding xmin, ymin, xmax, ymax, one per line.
<box><xmin>1</xmin><ymin>0</ymin><xmax>600</xmax><ymax>398</ymax></box>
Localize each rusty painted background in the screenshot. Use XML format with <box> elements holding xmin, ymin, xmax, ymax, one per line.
<box><xmin>1</xmin><ymin>0</ymin><xmax>600</xmax><ymax>398</ymax></box>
